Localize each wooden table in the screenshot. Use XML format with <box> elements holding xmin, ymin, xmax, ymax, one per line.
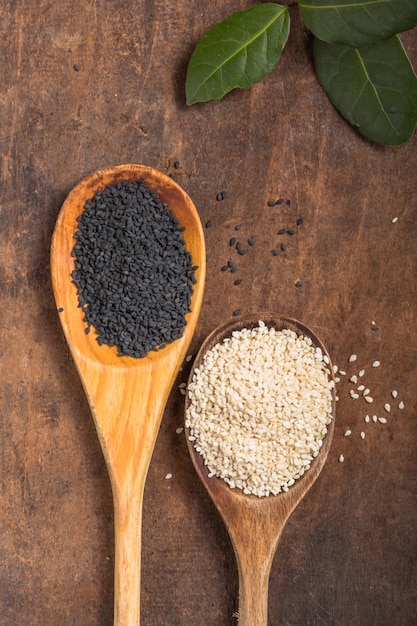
<box><xmin>1</xmin><ymin>2</ymin><xmax>416</xmax><ymax>624</ymax></box>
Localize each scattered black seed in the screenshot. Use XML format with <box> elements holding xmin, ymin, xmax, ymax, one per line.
<box><xmin>281</xmin><ymin>244</ymin><xmax>286</xmax><ymax>251</ymax></box>
<box><xmin>286</xmin><ymin>199</ymin><xmax>291</xmax><ymax>206</ymax></box>
<box><xmin>71</xmin><ymin>179</ymin><xmax>196</xmax><ymax>359</ymax></box>
<box><xmin>271</xmin><ymin>249</ymin><xmax>278</xmax><ymax>256</ymax></box>
<box><xmin>278</xmin><ymin>228</ymin><xmax>286</xmax><ymax>235</ymax></box>
<box><xmin>73</xmin><ymin>64</ymin><xmax>80</xmax><ymax>71</ymax></box>
<box><xmin>221</xmin><ymin>265</ymin><xmax>229</xmax><ymax>272</ymax></box>
<box><xmin>231</xmin><ymin>266</ymin><xmax>239</xmax><ymax>273</ymax></box>
<box><xmin>287</xmin><ymin>228</ymin><xmax>296</xmax><ymax>235</ymax></box>
<box><xmin>297</xmin><ymin>217</ymin><xmax>303</xmax><ymax>226</ymax></box>
<box><xmin>237</xmin><ymin>249</ymin><xmax>247</xmax><ymax>256</ymax></box>
<box><xmin>233</xmin><ymin>309</ymin><xmax>241</xmax><ymax>316</ymax></box>
<box><xmin>295</xmin><ymin>280</ymin><xmax>304</xmax><ymax>288</ymax></box>
<box><xmin>276</xmin><ymin>199</ymin><xmax>284</xmax><ymax>205</ymax></box>
<box><xmin>234</xmin><ymin>279</ymin><xmax>243</xmax><ymax>285</ymax></box>
<box><xmin>168</xmin><ymin>173</ymin><xmax>175</xmax><ymax>179</ymax></box>
<box><xmin>229</xmin><ymin>237</ymin><xmax>236</xmax><ymax>246</ymax></box>
<box><xmin>57</xmin><ymin>307</ymin><xmax>64</xmax><ymax>313</ymax></box>
<box><xmin>236</xmin><ymin>242</ymin><xmax>242</xmax><ymax>251</ymax></box>
<box><xmin>248</xmin><ymin>238</ymin><xmax>255</xmax><ymax>246</ymax></box>
<box><xmin>205</xmin><ymin>220</ymin><xmax>212</xmax><ymax>229</ymax></box>
<box><xmin>267</xmin><ymin>200</ymin><xmax>276</xmax><ymax>207</ymax></box>
<box><xmin>174</xmin><ymin>161</ymin><xmax>181</xmax><ymax>169</ymax></box>
<box><xmin>216</xmin><ymin>191</ymin><xmax>227</xmax><ymax>201</ymax></box>
<box><xmin>235</xmin><ymin>224</ymin><xmax>242</xmax><ymax>231</ymax></box>
<box><xmin>85</xmin><ymin>326</ymin><xmax>90</xmax><ymax>334</ymax></box>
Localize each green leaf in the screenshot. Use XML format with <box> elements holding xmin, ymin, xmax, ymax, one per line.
<box><xmin>299</xmin><ymin>0</ymin><xmax>417</xmax><ymax>47</ymax></box>
<box><xmin>313</xmin><ymin>35</ymin><xmax>417</xmax><ymax>145</ymax></box>
<box><xmin>185</xmin><ymin>4</ymin><xmax>290</xmax><ymax>105</ymax></box>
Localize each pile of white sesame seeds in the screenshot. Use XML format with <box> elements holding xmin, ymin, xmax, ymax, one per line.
<box><xmin>185</xmin><ymin>321</ymin><xmax>334</xmax><ymax>497</ymax></box>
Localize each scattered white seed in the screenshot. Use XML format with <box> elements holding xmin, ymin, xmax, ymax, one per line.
<box><xmin>372</xmin><ymin>360</ymin><xmax>380</xmax><ymax>368</ymax></box>
<box><xmin>185</xmin><ymin>354</ymin><xmax>193</xmax><ymax>363</ymax></box>
<box><xmin>178</xmin><ymin>382</ymin><xmax>187</xmax><ymax>389</ymax></box>
<box><xmin>391</xmin><ymin>216</ymin><xmax>399</xmax><ymax>223</ymax></box>
<box><xmin>338</xmin><ymin>454</ymin><xmax>345</xmax><ymax>463</ymax></box>
<box><xmin>350</xmin><ymin>392</ymin><xmax>360</xmax><ymax>399</ymax></box>
<box><xmin>339</xmin><ymin>370</ymin><xmax>346</xmax><ymax>376</ymax></box>
<box><xmin>323</xmin><ymin>355</ymin><xmax>330</xmax><ymax>364</ymax></box>
<box><xmin>333</xmin><ymin>364</ymin><xmax>339</xmax><ymax>374</ymax></box>
<box><xmin>357</xmin><ymin>385</ymin><xmax>365</xmax><ymax>391</ymax></box>
<box><xmin>165</xmin><ymin>473</ymin><xmax>173</xmax><ymax>480</ymax></box>
<box><xmin>384</xmin><ymin>403</ymin><xmax>391</xmax><ymax>413</ymax></box>
<box><xmin>335</xmin><ymin>395</ymin><xmax>339</xmax><ymax>402</ymax></box>
<box><xmin>188</xmin><ymin>435</ymin><xmax>196</xmax><ymax>441</ymax></box>
<box><xmin>378</xmin><ymin>417</ymin><xmax>387</xmax><ymax>424</ymax></box>
<box><xmin>349</xmin><ymin>375</ymin><xmax>358</xmax><ymax>383</ymax></box>
<box><xmin>358</xmin><ymin>369</ymin><xmax>365</xmax><ymax>377</ymax></box>
<box><xmin>179</xmin><ymin>388</ymin><xmax>186</xmax><ymax>395</ymax></box>
<box><xmin>364</xmin><ymin>396</ymin><xmax>373</xmax><ymax>403</ymax></box>
<box><xmin>391</xmin><ymin>390</ymin><xmax>398</xmax><ymax>399</ymax></box>
<box><xmin>363</xmin><ymin>388</ymin><xmax>370</xmax><ymax>396</ymax></box>
<box><xmin>176</xmin><ymin>427</ymin><xmax>184</xmax><ymax>434</ymax></box>
<box><xmin>335</xmin><ymin>377</ymin><xmax>341</xmax><ymax>383</ymax></box>
<box><xmin>349</xmin><ymin>354</ymin><xmax>357</xmax><ymax>363</ymax></box>
<box><xmin>399</xmin><ymin>401</ymin><xmax>405</xmax><ymax>410</ymax></box>
<box><xmin>360</xmin><ymin>431</ymin><xmax>365</xmax><ymax>439</ymax></box>
<box><xmin>364</xmin><ymin>415</ymin><xmax>370</xmax><ymax>423</ymax></box>
<box><xmin>344</xmin><ymin>429</ymin><xmax>352</xmax><ymax>437</ymax></box>
<box><xmin>372</xmin><ymin>415</ymin><xmax>378</xmax><ymax>423</ymax></box>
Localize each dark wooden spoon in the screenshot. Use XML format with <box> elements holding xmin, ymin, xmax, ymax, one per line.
<box><xmin>185</xmin><ymin>313</ymin><xmax>336</xmax><ymax>626</ymax></box>
<box><xmin>51</xmin><ymin>164</ymin><xmax>206</xmax><ymax>625</ymax></box>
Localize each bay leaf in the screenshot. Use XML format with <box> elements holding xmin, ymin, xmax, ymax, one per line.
<box><xmin>185</xmin><ymin>4</ymin><xmax>290</xmax><ymax>105</ymax></box>
<box><xmin>313</xmin><ymin>35</ymin><xmax>417</xmax><ymax>145</ymax></box>
<box><xmin>299</xmin><ymin>0</ymin><xmax>417</xmax><ymax>47</ymax></box>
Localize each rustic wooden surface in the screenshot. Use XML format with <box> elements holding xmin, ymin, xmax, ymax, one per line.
<box><xmin>1</xmin><ymin>2</ymin><xmax>416</xmax><ymax>625</ymax></box>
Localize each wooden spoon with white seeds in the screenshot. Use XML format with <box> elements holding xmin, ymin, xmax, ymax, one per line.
<box><xmin>185</xmin><ymin>314</ymin><xmax>336</xmax><ymax>626</ymax></box>
<box><xmin>51</xmin><ymin>164</ymin><xmax>205</xmax><ymax>626</ymax></box>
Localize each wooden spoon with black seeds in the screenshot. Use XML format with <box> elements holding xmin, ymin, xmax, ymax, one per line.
<box><xmin>51</xmin><ymin>164</ymin><xmax>205</xmax><ymax>626</ymax></box>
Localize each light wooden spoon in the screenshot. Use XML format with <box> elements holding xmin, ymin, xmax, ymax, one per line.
<box><xmin>185</xmin><ymin>314</ymin><xmax>336</xmax><ymax>626</ymax></box>
<box><xmin>51</xmin><ymin>164</ymin><xmax>206</xmax><ymax>626</ymax></box>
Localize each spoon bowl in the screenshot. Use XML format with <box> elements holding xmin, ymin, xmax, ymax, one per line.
<box><xmin>51</xmin><ymin>164</ymin><xmax>206</xmax><ymax>626</ymax></box>
<box><xmin>185</xmin><ymin>313</ymin><xmax>335</xmax><ymax>626</ymax></box>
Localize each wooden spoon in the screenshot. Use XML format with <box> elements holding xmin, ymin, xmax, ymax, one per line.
<box><xmin>51</xmin><ymin>164</ymin><xmax>206</xmax><ymax>626</ymax></box>
<box><xmin>185</xmin><ymin>313</ymin><xmax>336</xmax><ymax>626</ymax></box>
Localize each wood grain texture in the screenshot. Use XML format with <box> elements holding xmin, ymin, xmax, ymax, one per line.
<box><xmin>0</xmin><ymin>1</ymin><xmax>416</xmax><ymax>624</ymax></box>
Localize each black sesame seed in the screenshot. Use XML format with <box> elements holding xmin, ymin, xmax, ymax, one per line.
<box><xmin>276</xmin><ymin>199</ymin><xmax>284</xmax><ymax>205</ymax></box>
<box><xmin>295</xmin><ymin>280</ymin><xmax>303</xmax><ymax>288</ymax></box>
<box><xmin>247</xmin><ymin>238</ymin><xmax>254</xmax><ymax>246</ymax></box>
<box><xmin>237</xmin><ymin>249</ymin><xmax>247</xmax><ymax>256</ymax></box>
<box><xmin>57</xmin><ymin>307</ymin><xmax>64</xmax><ymax>313</ymax></box>
<box><xmin>286</xmin><ymin>199</ymin><xmax>291</xmax><ymax>206</ymax></box>
<box><xmin>221</xmin><ymin>265</ymin><xmax>229</xmax><ymax>272</ymax></box>
<box><xmin>235</xmin><ymin>224</ymin><xmax>242</xmax><ymax>231</ymax></box>
<box><xmin>297</xmin><ymin>217</ymin><xmax>303</xmax><ymax>225</ymax></box>
<box><xmin>73</xmin><ymin>64</ymin><xmax>80</xmax><ymax>71</ymax></box>
<box><xmin>281</xmin><ymin>244</ymin><xmax>287</xmax><ymax>251</ymax></box>
<box><xmin>236</xmin><ymin>242</ymin><xmax>242</xmax><ymax>251</ymax></box>
<box><xmin>234</xmin><ymin>279</ymin><xmax>243</xmax><ymax>285</ymax></box>
<box><xmin>278</xmin><ymin>228</ymin><xmax>286</xmax><ymax>235</ymax></box>
<box><xmin>216</xmin><ymin>191</ymin><xmax>226</xmax><ymax>201</ymax></box>
<box><xmin>174</xmin><ymin>161</ymin><xmax>181</xmax><ymax>169</ymax></box>
<box><xmin>233</xmin><ymin>309</ymin><xmax>241</xmax><ymax>316</ymax></box>
<box><xmin>271</xmin><ymin>249</ymin><xmax>278</xmax><ymax>256</ymax></box>
<box><xmin>287</xmin><ymin>229</ymin><xmax>296</xmax><ymax>235</ymax></box>
<box><xmin>231</xmin><ymin>266</ymin><xmax>239</xmax><ymax>273</ymax></box>
<box><xmin>205</xmin><ymin>220</ymin><xmax>212</xmax><ymax>228</ymax></box>
<box><xmin>267</xmin><ymin>200</ymin><xmax>275</xmax><ymax>207</ymax></box>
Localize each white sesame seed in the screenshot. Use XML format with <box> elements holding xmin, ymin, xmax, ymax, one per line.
<box><xmin>349</xmin><ymin>375</ymin><xmax>358</xmax><ymax>383</ymax></box>
<box><xmin>384</xmin><ymin>403</ymin><xmax>391</xmax><ymax>413</ymax></box>
<box><xmin>357</xmin><ymin>385</ymin><xmax>365</xmax><ymax>391</ymax></box>
<box><xmin>378</xmin><ymin>417</ymin><xmax>387</xmax><ymax>424</ymax></box>
<box><xmin>350</xmin><ymin>393</ymin><xmax>359</xmax><ymax>399</ymax></box>
<box><xmin>372</xmin><ymin>415</ymin><xmax>378</xmax><ymax>423</ymax></box>
<box><xmin>339</xmin><ymin>370</ymin><xmax>346</xmax><ymax>376</ymax></box>
<box><xmin>364</xmin><ymin>396</ymin><xmax>373</xmax><ymax>403</ymax></box>
<box><xmin>363</xmin><ymin>388</ymin><xmax>370</xmax><ymax>396</ymax></box>
<box><xmin>344</xmin><ymin>429</ymin><xmax>352</xmax><ymax>437</ymax></box>
<box><xmin>348</xmin><ymin>354</ymin><xmax>357</xmax><ymax>363</ymax></box>
<box><xmin>364</xmin><ymin>415</ymin><xmax>370</xmax><ymax>423</ymax></box>
<box><xmin>176</xmin><ymin>427</ymin><xmax>184</xmax><ymax>434</ymax></box>
<box><xmin>185</xmin><ymin>354</ymin><xmax>193</xmax><ymax>362</ymax></box>
<box><xmin>323</xmin><ymin>355</ymin><xmax>330</xmax><ymax>364</ymax></box>
<box><xmin>391</xmin><ymin>390</ymin><xmax>398</xmax><ymax>399</ymax></box>
<box><xmin>333</xmin><ymin>364</ymin><xmax>338</xmax><ymax>374</ymax></box>
<box><xmin>335</xmin><ymin>377</ymin><xmax>340</xmax><ymax>383</ymax></box>
<box><xmin>335</xmin><ymin>395</ymin><xmax>339</xmax><ymax>402</ymax></box>
<box><xmin>338</xmin><ymin>454</ymin><xmax>344</xmax><ymax>463</ymax></box>
<box><xmin>178</xmin><ymin>382</ymin><xmax>186</xmax><ymax>388</ymax></box>
<box><xmin>360</xmin><ymin>431</ymin><xmax>365</xmax><ymax>439</ymax></box>
<box><xmin>165</xmin><ymin>473</ymin><xmax>173</xmax><ymax>480</ymax></box>
<box><xmin>358</xmin><ymin>369</ymin><xmax>365</xmax><ymax>377</ymax></box>
<box><xmin>179</xmin><ymin>388</ymin><xmax>186</xmax><ymax>395</ymax></box>
<box><xmin>398</xmin><ymin>401</ymin><xmax>405</xmax><ymax>409</ymax></box>
<box><xmin>391</xmin><ymin>216</ymin><xmax>399</xmax><ymax>223</ymax></box>
<box><xmin>372</xmin><ymin>360</ymin><xmax>380</xmax><ymax>367</ymax></box>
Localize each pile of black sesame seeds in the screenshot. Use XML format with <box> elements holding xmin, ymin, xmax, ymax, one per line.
<box><xmin>71</xmin><ymin>179</ymin><xmax>197</xmax><ymax>358</ymax></box>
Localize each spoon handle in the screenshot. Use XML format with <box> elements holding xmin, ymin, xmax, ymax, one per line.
<box><xmin>235</xmin><ymin>548</ymin><xmax>272</xmax><ymax>626</ymax></box>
